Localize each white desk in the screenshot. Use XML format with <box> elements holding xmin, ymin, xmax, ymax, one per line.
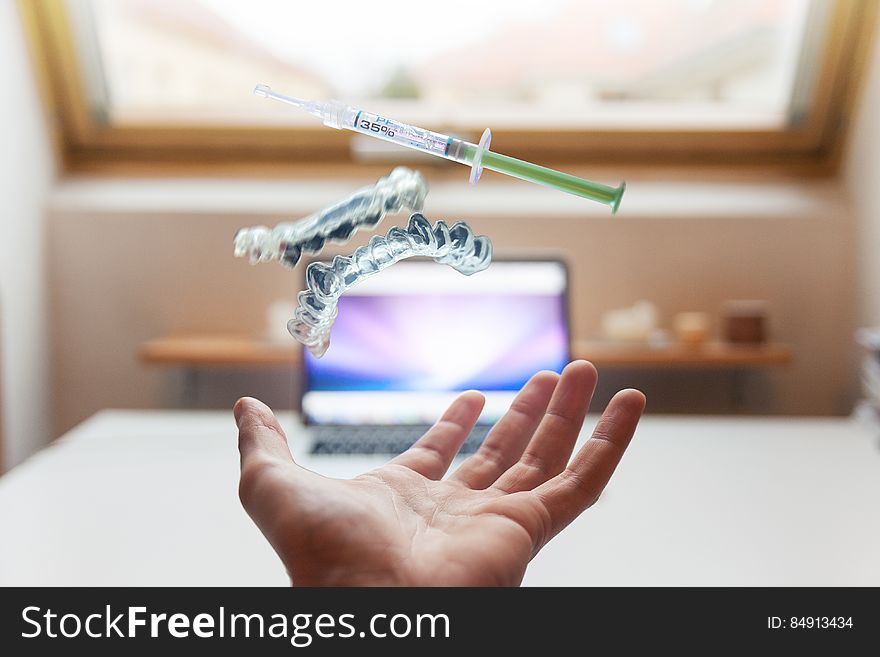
<box><xmin>1</xmin><ymin>411</ymin><xmax>878</xmax><ymax>586</ymax></box>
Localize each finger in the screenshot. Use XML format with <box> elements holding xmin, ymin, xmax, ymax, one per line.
<box><xmin>235</xmin><ymin>397</ymin><xmax>295</xmax><ymax>471</ymax></box>
<box><xmin>493</xmin><ymin>360</ymin><xmax>598</xmax><ymax>493</ymax></box>
<box><xmin>451</xmin><ymin>370</ymin><xmax>559</xmax><ymax>489</ymax></box>
<box><xmin>390</xmin><ymin>391</ymin><xmax>485</xmax><ymax>479</ymax></box>
<box><xmin>234</xmin><ymin>397</ymin><xmax>315</xmax><ymax>545</ymax></box>
<box><xmin>534</xmin><ymin>388</ymin><xmax>645</xmax><ymax>540</ymax></box>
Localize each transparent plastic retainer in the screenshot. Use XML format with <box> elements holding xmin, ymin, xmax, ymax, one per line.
<box><xmin>233</xmin><ymin>168</ymin><xmax>492</xmax><ymax>357</ymax></box>
<box><xmin>233</xmin><ymin>167</ymin><xmax>428</xmax><ymax>268</ymax></box>
<box><xmin>290</xmin><ymin>214</ymin><xmax>492</xmax><ymax>357</ymax></box>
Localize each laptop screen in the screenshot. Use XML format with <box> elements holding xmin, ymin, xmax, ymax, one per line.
<box><xmin>302</xmin><ymin>260</ymin><xmax>569</xmax><ymax>425</ymax></box>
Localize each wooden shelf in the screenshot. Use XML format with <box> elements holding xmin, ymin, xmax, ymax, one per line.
<box><xmin>141</xmin><ymin>335</ymin><xmax>793</xmax><ymax>370</ymax></box>
<box><xmin>574</xmin><ymin>340</ymin><xmax>793</xmax><ymax>369</ymax></box>
<box><xmin>140</xmin><ymin>335</ymin><xmax>300</xmax><ymax>367</ymax></box>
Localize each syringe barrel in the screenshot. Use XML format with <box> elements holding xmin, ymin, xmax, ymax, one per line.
<box><xmin>341</xmin><ymin>109</ymin><xmax>458</xmax><ymax>160</ymax></box>
<box><xmin>298</xmin><ymin>93</ymin><xmax>624</xmax><ymax>212</ymax></box>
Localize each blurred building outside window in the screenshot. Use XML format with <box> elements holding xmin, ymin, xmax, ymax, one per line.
<box><xmin>82</xmin><ymin>0</ymin><xmax>820</xmax><ymax>130</ymax></box>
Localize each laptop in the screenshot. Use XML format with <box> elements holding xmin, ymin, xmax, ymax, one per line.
<box><xmin>300</xmin><ymin>259</ymin><xmax>571</xmax><ymax>454</ymax></box>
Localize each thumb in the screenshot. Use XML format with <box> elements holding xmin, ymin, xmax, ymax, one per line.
<box><xmin>234</xmin><ymin>397</ymin><xmax>294</xmax><ymax>469</ymax></box>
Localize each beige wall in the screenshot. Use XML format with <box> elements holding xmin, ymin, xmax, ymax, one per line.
<box><xmin>846</xmin><ymin>20</ymin><xmax>880</xmax><ymax>327</ymax></box>
<box><xmin>49</xmin><ymin>179</ymin><xmax>857</xmax><ymax>436</ymax></box>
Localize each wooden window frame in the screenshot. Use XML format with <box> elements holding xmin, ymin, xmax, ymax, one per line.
<box><xmin>18</xmin><ymin>0</ymin><xmax>880</xmax><ymax>177</ymax></box>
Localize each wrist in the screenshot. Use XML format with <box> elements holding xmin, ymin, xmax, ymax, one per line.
<box><xmin>290</xmin><ymin>568</ymin><xmax>407</xmax><ymax>587</ymax></box>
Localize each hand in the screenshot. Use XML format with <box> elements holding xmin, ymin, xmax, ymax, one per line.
<box><xmin>235</xmin><ymin>360</ymin><xmax>645</xmax><ymax>586</ymax></box>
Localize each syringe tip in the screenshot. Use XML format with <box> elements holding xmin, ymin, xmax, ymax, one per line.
<box><xmin>253</xmin><ymin>84</ymin><xmax>271</xmax><ymax>98</ymax></box>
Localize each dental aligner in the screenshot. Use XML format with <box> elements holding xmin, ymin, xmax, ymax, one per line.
<box><xmin>290</xmin><ymin>214</ymin><xmax>493</xmax><ymax>357</ymax></box>
<box><xmin>233</xmin><ymin>167</ymin><xmax>428</xmax><ymax>268</ymax></box>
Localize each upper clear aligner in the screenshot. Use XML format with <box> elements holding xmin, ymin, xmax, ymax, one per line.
<box><xmin>290</xmin><ymin>214</ymin><xmax>493</xmax><ymax>357</ymax></box>
<box><xmin>232</xmin><ymin>167</ymin><xmax>428</xmax><ymax>268</ymax></box>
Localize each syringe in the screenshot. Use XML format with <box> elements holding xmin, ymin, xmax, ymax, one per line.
<box><xmin>254</xmin><ymin>84</ymin><xmax>625</xmax><ymax>214</ymax></box>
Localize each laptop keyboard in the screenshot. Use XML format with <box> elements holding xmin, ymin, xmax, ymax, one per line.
<box><xmin>310</xmin><ymin>424</ymin><xmax>493</xmax><ymax>455</ymax></box>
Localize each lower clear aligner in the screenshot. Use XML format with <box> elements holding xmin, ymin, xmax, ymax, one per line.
<box><xmin>290</xmin><ymin>214</ymin><xmax>493</xmax><ymax>357</ymax></box>
<box><xmin>233</xmin><ymin>167</ymin><xmax>428</xmax><ymax>268</ymax></box>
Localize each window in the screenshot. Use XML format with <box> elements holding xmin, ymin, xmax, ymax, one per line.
<box><xmin>21</xmin><ymin>0</ymin><xmax>879</xmax><ymax>172</ymax></box>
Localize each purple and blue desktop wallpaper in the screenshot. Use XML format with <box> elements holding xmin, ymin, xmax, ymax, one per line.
<box><xmin>305</xmin><ymin>294</ymin><xmax>568</xmax><ymax>391</ymax></box>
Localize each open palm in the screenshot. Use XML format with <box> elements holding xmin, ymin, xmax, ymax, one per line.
<box><xmin>235</xmin><ymin>361</ymin><xmax>645</xmax><ymax>586</ymax></box>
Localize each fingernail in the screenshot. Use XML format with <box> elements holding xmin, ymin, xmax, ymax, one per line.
<box><xmin>233</xmin><ymin>398</ymin><xmax>246</xmax><ymax>427</ymax></box>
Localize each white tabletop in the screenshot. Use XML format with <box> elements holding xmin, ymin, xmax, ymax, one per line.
<box><xmin>1</xmin><ymin>410</ymin><xmax>878</xmax><ymax>586</ymax></box>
